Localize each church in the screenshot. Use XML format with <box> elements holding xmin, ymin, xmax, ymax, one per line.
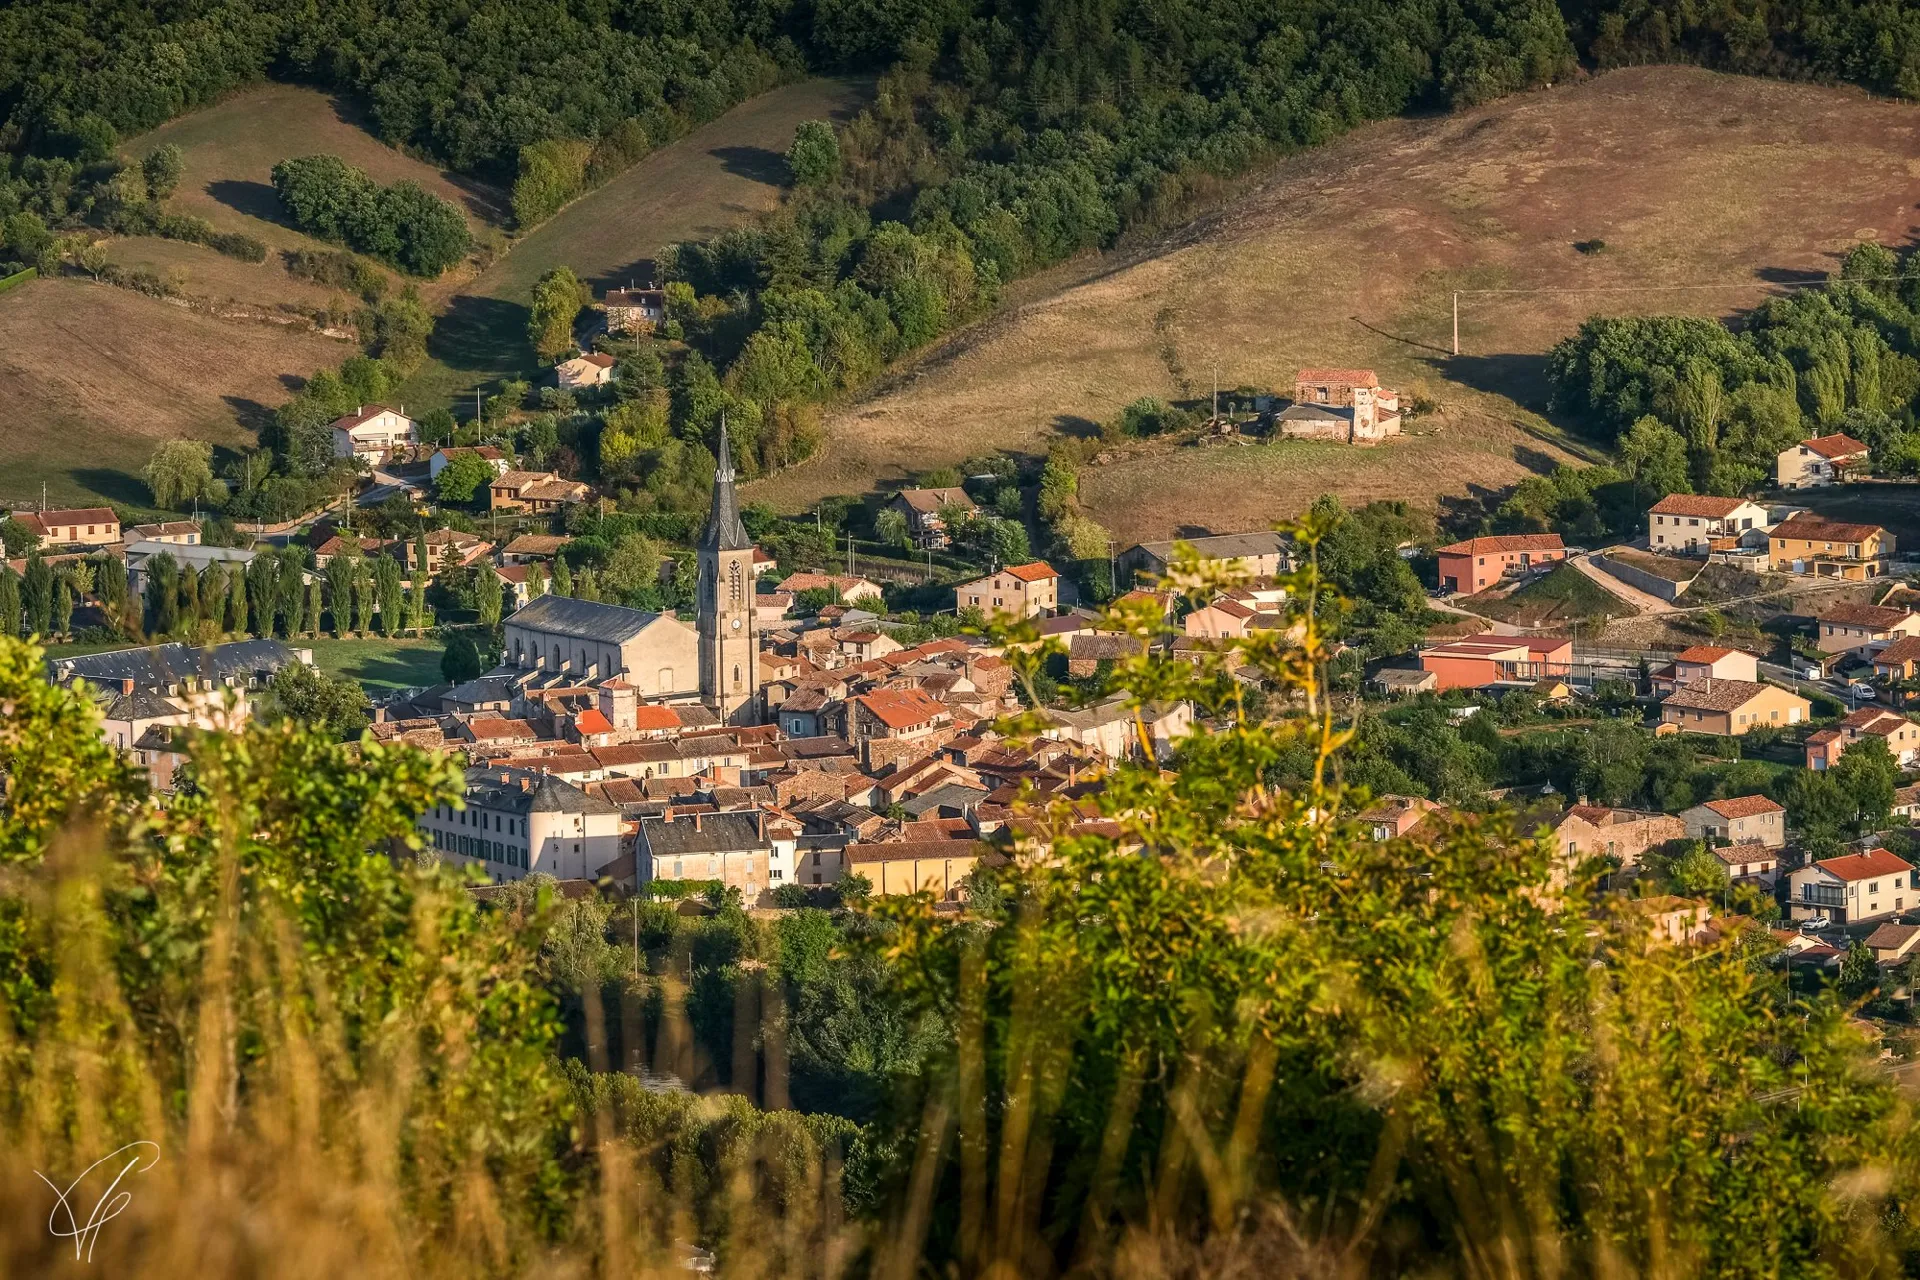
<box><xmin>498</xmin><ymin>427</ymin><xmax>760</xmax><ymax>721</ymax></box>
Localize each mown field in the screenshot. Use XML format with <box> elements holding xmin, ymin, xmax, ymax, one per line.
<box><xmin>751</xmin><ymin>66</ymin><xmax>1920</xmax><ymax>539</ymax></box>
<box><xmin>305</xmin><ymin>636</ymin><xmax>445</xmax><ymax>694</ymax></box>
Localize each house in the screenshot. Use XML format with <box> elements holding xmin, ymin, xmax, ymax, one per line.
<box><xmin>1871</xmin><ymin>635</ymin><xmax>1920</xmax><ymax>692</ymax></box>
<box><xmin>1549</xmin><ymin>805</ymin><xmax>1686</xmax><ymax>870</ymax></box>
<box><xmin>1866</xmin><ymin>922</ymin><xmax>1920</xmax><ymax>967</ymax></box>
<box><xmin>124</xmin><ymin>520</ymin><xmax>200</xmax><ymax>547</ymax></box>
<box><xmin>490</xmin><ymin>470</ymin><xmax>591</xmax><ymax>513</ymax></box>
<box><xmin>15</xmin><ymin>507</ymin><xmax>120</xmax><ymax>549</ymax></box>
<box><xmin>891</xmin><ymin>487</ymin><xmax>978</xmax><ymax>549</ymax></box>
<box><xmin>1068</xmin><ymin>633</ymin><xmax>1148</xmax><ymax>678</ymax></box>
<box><xmin>400</xmin><ymin>528</ymin><xmax>493</xmax><ymax>574</ymax></box>
<box><xmin>638</xmin><ymin>810</ymin><xmax>789</xmax><ymax>902</ymax></box>
<box><xmin>1646</xmin><ymin>494</ymin><xmax>1769</xmax><ymax>552</ymax></box>
<box><xmin>1041</xmin><ymin>695</ymin><xmax>1193</xmax><ymax>762</ymax></box>
<box><xmin>502</xmin><ymin>594</ymin><xmax>699</xmax><ymax>699</ymax></box>
<box><xmin>1768</xmin><ymin>515</ymin><xmax>1893</xmax><ymax>580</ymax></box>
<box><xmin>1433</xmin><ymin>534</ymin><xmax>1567</xmax><ymax>595</ymax></box>
<box><xmin>414</xmin><ymin>766</ymin><xmax>621</xmax><ymax>884</ymax></box>
<box><xmin>775</xmin><ymin>572</ymin><xmax>883</xmax><ymax>605</ymax></box>
<box><xmin>427</xmin><ymin>446</ymin><xmax>507</xmax><ymax>480</ymax></box>
<box><xmin>1279</xmin><ymin>368</ymin><xmax>1402</xmax><ymax>442</ymax></box>
<box><xmin>501</xmin><ymin>534</ymin><xmax>570</xmax><ymax>564</ymax></box>
<box><xmin>604</xmin><ymin>286</ymin><xmax>665</xmax><ymax>335</ymax></box>
<box><xmin>1815</xmin><ymin>602</ymin><xmax>1920</xmax><ymax>654</ymax></box>
<box><xmin>555</xmin><ymin>352</ymin><xmax>617</xmax><ymax>389</ymax></box>
<box><xmin>1789</xmin><ymin>847</ymin><xmax>1915</xmax><ymax>925</ymax></box>
<box><xmin>1357</xmin><ymin>795</ymin><xmax>1445</xmax><ymax>841</ymax></box>
<box><xmin>846</xmin><ymin>840</ymin><xmax>997</xmax><ymax>900</ymax></box>
<box><xmin>1778</xmin><ymin>433</ymin><xmax>1871</xmax><ymax>488</ymax></box>
<box><xmin>1627</xmin><ymin>896</ymin><xmax>1714</xmax><ymax>947</ymax></box>
<box><xmin>1805</xmin><ymin>707</ymin><xmax>1920</xmax><ymax>769</ymax></box>
<box><xmin>1120</xmin><ymin>531</ymin><xmax>1290</xmax><ymax>586</ymax></box>
<box><xmin>955</xmin><ymin>562</ymin><xmax>1060</xmax><ymax>620</ymax></box>
<box><xmin>330</xmin><ymin>405</ymin><xmax>417</xmax><ymax>461</ymax></box>
<box><xmin>1417</xmin><ymin>635</ymin><xmax>1573</xmax><ymax>691</ymax></box>
<box><xmin>1680</xmin><ymin>795</ymin><xmax>1786</xmax><ymax>849</ymax></box>
<box><xmin>1660</xmin><ymin>678</ymin><xmax>1809</xmax><ymax>736</ymax></box>
<box><xmin>125</xmin><ymin>541</ymin><xmax>258</xmax><ymax>598</ymax></box>
<box><xmin>1650</xmin><ymin>644</ymin><xmax>1759</xmax><ymax>694</ymax></box>
<box><xmin>1713</xmin><ymin>844</ymin><xmax>1780</xmax><ymax>887</ymax></box>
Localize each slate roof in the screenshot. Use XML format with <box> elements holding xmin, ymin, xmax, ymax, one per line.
<box><xmin>506</xmin><ymin>594</ymin><xmax>663</xmax><ymax>644</ymax></box>
<box><xmin>699</xmin><ymin>426</ymin><xmax>752</xmax><ymax>552</ymax></box>
<box><xmin>639</xmin><ymin>811</ymin><xmax>767</xmax><ymax>856</ymax></box>
<box><xmin>52</xmin><ymin>639</ymin><xmax>300</xmax><ymax>691</ymax></box>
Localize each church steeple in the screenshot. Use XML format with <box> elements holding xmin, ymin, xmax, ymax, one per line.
<box><xmin>696</xmin><ymin>416</ymin><xmax>758</xmax><ymax>723</ymax></box>
<box><xmin>700</xmin><ymin>418</ymin><xmax>752</xmax><ymax>552</ymax></box>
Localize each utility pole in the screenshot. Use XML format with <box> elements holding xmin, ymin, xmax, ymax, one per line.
<box><xmin>1212</xmin><ymin>362</ymin><xmax>1219</xmax><ymax>424</ymax></box>
<box><xmin>1452</xmin><ymin>292</ymin><xmax>1460</xmax><ymax>356</ymax></box>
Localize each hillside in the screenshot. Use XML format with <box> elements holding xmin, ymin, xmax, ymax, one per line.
<box><xmin>749</xmin><ymin>66</ymin><xmax>1920</xmax><ymax>541</ymax></box>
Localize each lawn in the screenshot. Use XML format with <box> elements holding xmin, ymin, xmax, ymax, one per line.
<box><xmin>1604</xmin><ymin>547</ymin><xmax>1702</xmax><ymax>583</ymax></box>
<box><xmin>753</xmin><ymin>64</ymin><xmax>1920</xmax><ymax>531</ymax></box>
<box><xmin>1466</xmin><ymin>563</ymin><xmax>1628</xmax><ymax>628</ymax></box>
<box><xmin>305</xmin><ymin>636</ymin><xmax>445</xmax><ymax>695</ymax></box>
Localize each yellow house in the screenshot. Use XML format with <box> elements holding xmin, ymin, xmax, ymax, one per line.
<box><xmin>847</xmin><ymin>840</ymin><xmax>998</xmax><ymax>899</ymax></box>
<box><xmin>1768</xmin><ymin>515</ymin><xmax>1894</xmax><ymax>580</ymax></box>
<box><xmin>1660</xmin><ymin>678</ymin><xmax>1810</xmax><ymax>736</ymax></box>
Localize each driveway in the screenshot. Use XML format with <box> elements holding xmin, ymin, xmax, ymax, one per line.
<box><xmin>1567</xmin><ymin>551</ymin><xmax>1673</xmax><ymax>615</ymax></box>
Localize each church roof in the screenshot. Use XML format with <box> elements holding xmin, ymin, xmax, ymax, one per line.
<box><xmin>699</xmin><ymin>423</ymin><xmax>752</xmax><ymax>553</ymax></box>
<box><xmin>505</xmin><ymin>594</ymin><xmax>662</xmax><ymax>644</ymax></box>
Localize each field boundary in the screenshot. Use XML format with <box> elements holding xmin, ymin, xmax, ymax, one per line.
<box><xmin>0</xmin><ymin>267</ymin><xmax>37</xmax><ymax>297</ymax></box>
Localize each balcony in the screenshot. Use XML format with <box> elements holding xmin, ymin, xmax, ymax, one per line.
<box><xmin>1799</xmin><ymin>883</ymin><xmax>1844</xmax><ymax>909</ymax></box>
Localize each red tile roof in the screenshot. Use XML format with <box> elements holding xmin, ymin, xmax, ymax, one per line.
<box><xmin>1814</xmin><ymin>847</ymin><xmax>1911</xmax><ymax>883</ymax></box>
<box><xmin>1295</xmin><ymin>368</ymin><xmax>1379</xmax><ymax>387</ymax></box>
<box><xmin>20</xmin><ymin>507</ymin><xmax>116</xmax><ymax>531</ymax></box>
<box><xmin>330</xmin><ymin>404</ymin><xmax>403</xmax><ymax>430</ymax></box>
<box><xmin>1650</xmin><ymin>494</ymin><xmax>1752</xmax><ymax>518</ymax></box>
<box><xmin>1435</xmin><ymin>533</ymin><xmax>1565</xmax><ymax>556</ymax></box>
<box><xmin>1003</xmin><ymin>561</ymin><xmax>1059</xmax><ymax>583</ymax></box>
<box><xmin>575</xmin><ymin>708</ymin><xmax>613</xmax><ymax>735</ymax></box>
<box><xmin>855</xmin><ymin>687</ymin><xmax>948</xmax><ymax>730</ymax></box>
<box><xmin>1801</xmin><ymin>433</ymin><xmax>1870</xmax><ymax>459</ymax></box>
<box><xmin>1773</xmin><ymin>515</ymin><xmax>1886</xmax><ymax>544</ymax></box>
<box><xmin>1702</xmin><ymin>794</ymin><xmax>1783</xmax><ymax>820</ymax></box>
<box><xmin>1673</xmin><ymin>645</ymin><xmax>1744</xmax><ymax>663</ymax></box>
<box><xmin>1820</xmin><ymin>603</ymin><xmax>1914</xmax><ymax>630</ymax></box>
<box><xmin>631</xmin><ymin>705</ymin><xmax>682</xmax><ymax>732</ymax></box>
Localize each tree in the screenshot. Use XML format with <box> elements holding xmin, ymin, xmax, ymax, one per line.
<box><xmin>325</xmin><ymin>554</ymin><xmax>356</xmax><ymax>636</ymax></box>
<box><xmin>245</xmin><ymin>555</ymin><xmax>278</xmax><ymax>639</ymax></box>
<box><xmin>352</xmin><ymin>557</ymin><xmax>376</xmax><ymax>634</ymax></box>
<box><xmin>442</xmin><ymin>631</ymin><xmax>483</xmax><ymax>684</ymax></box>
<box><xmin>262</xmin><ymin>661</ymin><xmax>371</xmax><ymax>738</ymax></box>
<box><xmin>476</xmin><ymin>573</ymin><xmax>503</xmax><ymax>630</ymax></box>
<box><xmin>435</xmin><ymin>452</ymin><xmax>495</xmax><ymax>506</ymax></box>
<box><xmin>1619</xmin><ymin>415</ymin><xmax>1692</xmax><ymax>497</ymax></box>
<box><xmin>225</xmin><ymin>563</ymin><xmax>248</xmax><ymax>635</ymax></box>
<box><xmin>51</xmin><ymin>579</ymin><xmax>71</xmax><ymax>638</ymax></box>
<box><xmin>306</xmin><ymin>573</ymin><xmax>325</xmax><ymax>640</ymax></box>
<box><xmin>21</xmin><ymin>552</ymin><xmax>54</xmax><ymax>638</ymax></box>
<box><xmin>786</xmin><ymin>121</ymin><xmax>841</xmax><ymax>187</ymax></box>
<box><xmin>875</xmin><ymin>508</ymin><xmax>911</xmax><ymax>550</ymax></box>
<box><xmin>525</xmin><ymin>560</ymin><xmax>547</xmax><ymax>600</ymax></box>
<box><xmin>1832</xmin><ymin>737</ymin><xmax>1900</xmax><ymax>832</ymax></box>
<box><xmin>408</xmin><ymin>554</ymin><xmax>428</xmax><ymax>637</ymax></box>
<box><xmin>140</xmin><ymin>553</ymin><xmax>176</xmax><ymax>636</ymax></box>
<box><xmin>1661</xmin><ymin>841</ymin><xmax>1729</xmax><ymax>898</ymax></box>
<box><xmin>0</xmin><ymin>517</ymin><xmax>40</xmax><ymax>557</ymax></box>
<box><xmin>601</xmin><ymin>532</ymin><xmax>663</xmax><ymax>600</ymax></box>
<box><xmin>552</xmin><ymin>556</ymin><xmax>574</xmax><ymax>599</ymax></box>
<box><xmin>0</xmin><ymin>563</ymin><xmax>18</xmax><ymax>638</ymax></box>
<box><xmin>1840</xmin><ymin>939</ymin><xmax>1879</xmax><ymax>999</ymax></box>
<box><xmin>374</xmin><ymin>555</ymin><xmax>404</xmax><ymax>636</ymax></box>
<box><xmin>142</xmin><ymin>143</ymin><xmax>185</xmax><ymax>199</ymax></box>
<box><xmin>528</xmin><ymin>267</ymin><xmax>591</xmax><ymax>364</ymax></box>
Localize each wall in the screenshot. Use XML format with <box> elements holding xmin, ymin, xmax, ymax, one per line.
<box><xmin>1594</xmin><ymin>552</ymin><xmax>1693</xmax><ymax>602</ymax></box>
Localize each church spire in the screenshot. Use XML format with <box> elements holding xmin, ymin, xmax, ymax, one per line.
<box><xmin>700</xmin><ymin>415</ymin><xmax>752</xmax><ymax>552</ymax></box>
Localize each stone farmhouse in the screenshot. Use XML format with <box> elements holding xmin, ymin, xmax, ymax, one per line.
<box><xmin>490</xmin><ymin>470</ymin><xmax>592</xmax><ymax>513</ymax></box>
<box><xmin>954</xmin><ymin>561</ymin><xmax>1060</xmax><ymax>620</ymax></box>
<box><xmin>1273</xmin><ymin>368</ymin><xmax>1402</xmax><ymax>444</ymax></box>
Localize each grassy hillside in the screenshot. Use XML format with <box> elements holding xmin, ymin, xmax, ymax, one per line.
<box><xmin>750</xmin><ymin>66</ymin><xmax>1920</xmax><ymax>537</ymax></box>
<box><xmin>0</xmin><ymin>276</ymin><xmax>347</xmax><ymax>510</ymax></box>
<box><xmin>1467</xmin><ymin>563</ymin><xmax>1627</xmax><ymax>628</ymax></box>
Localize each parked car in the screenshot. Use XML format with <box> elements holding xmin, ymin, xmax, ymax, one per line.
<box><xmin>1849</xmin><ymin>680</ymin><xmax>1877</xmax><ymax>700</ymax></box>
<box><xmin>1800</xmin><ymin>663</ymin><xmax>1825</xmax><ymax>681</ymax></box>
<box><xmin>1800</xmin><ymin>914</ymin><xmax>1831</xmax><ymax>932</ymax></box>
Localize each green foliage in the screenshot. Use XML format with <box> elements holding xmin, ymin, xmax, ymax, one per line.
<box><xmin>143</xmin><ymin>438</ymin><xmax>224</xmax><ymax>509</ymax></box>
<box><xmin>0</xmin><ymin>516</ymin><xmax>40</xmax><ymax>557</ymax></box>
<box><xmin>511</xmin><ymin>137</ymin><xmax>592</xmax><ymax>228</ymax></box>
<box><xmin>528</xmin><ymin>266</ymin><xmax>591</xmax><ymax>364</ymax></box>
<box><xmin>442</xmin><ymin>630</ymin><xmax>482</xmax><ymax>684</ymax></box>
<box><xmin>270</xmin><ymin>154</ymin><xmax>468</xmax><ymax>276</ymax></box>
<box><xmin>143</xmin><ymin>143</ymin><xmax>184</xmax><ymax>198</ymax></box>
<box><xmin>262</xmin><ymin>660</ymin><xmax>371</xmax><ymax>739</ymax></box>
<box><xmin>434</xmin><ymin>451</ymin><xmax>495</xmax><ymax>505</ymax></box>
<box><xmin>786</xmin><ymin>120</ymin><xmax>840</xmax><ymax>187</ymax></box>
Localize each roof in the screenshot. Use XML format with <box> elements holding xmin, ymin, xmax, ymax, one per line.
<box><xmin>1662</xmin><ymin>678</ymin><xmax>1797</xmax><ymax>713</ymax></box>
<box><xmin>1801</xmin><ymin>433</ymin><xmax>1870</xmax><ymax>459</ymax></box>
<box><xmin>529</xmin><ymin>773</ymin><xmax>618</xmax><ymax>815</ymax></box>
<box><xmin>1649</xmin><ymin>494</ymin><xmax>1754</xmax><ymax>518</ymax></box>
<box><xmin>1672</xmin><ymin>645</ymin><xmax>1745</xmax><ymax>663</ymax></box>
<box><xmin>1772</xmin><ymin>515</ymin><xmax>1885</xmax><ymax>544</ymax></box>
<box><xmin>1435</xmin><ymin>533</ymin><xmax>1565</xmax><ymax>556</ymax></box>
<box><xmin>894</xmin><ymin>487</ymin><xmax>975</xmax><ymax>514</ymax></box>
<box><xmin>503</xmin><ymin>534</ymin><xmax>569</xmax><ymax>556</ymax></box>
<box><xmin>436</xmin><ymin>445</ymin><xmax>503</xmax><ymax>460</ymax></box>
<box><xmin>571</xmin><ymin>352</ymin><xmax>617</xmax><ymax>370</ymax></box>
<box><xmin>104</xmin><ymin>690</ymin><xmax>183</xmax><ymax>720</ymax></box>
<box><xmin>1866</xmin><ymin>923</ymin><xmax>1920</xmax><ymax>950</ymax></box>
<box><xmin>847</xmin><ymin>838</ymin><xmax>988</xmax><ymax>865</ymax></box>
<box><xmin>467</xmin><ymin>717</ymin><xmax>537</xmax><ymax>740</ymax></box>
<box><xmin>51</xmin><ymin>639</ymin><xmax>301</xmax><ymax>691</ymax></box>
<box><xmin>1129</xmin><ymin>531</ymin><xmax>1289</xmax><ymax>564</ymax></box>
<box><xmin>330</xmin><ymin>404</ymin><xmax>406</xmax><ymax>431</ymax></box>
<box><xmin>1820</xmin><ymin>602</ymin><xmax>1914</xmax><ymax>630</ymax></box>
<box><xmin>1003</xmin><ymin>561</ymin><xmax>1059</xmax><ymax>583</ymax></box>
<box><xmin>605</xmin><ymin>287</ymin><xmax>664</xmax><ymax>307</ymax></box>
<box><xmin>1813</xmin><ymin>848</ymin><xmax>1912</xmax><ymax>883</ymax></box>
<box><xmin>1701</xmin><ymin>794</ymin><xmax>1784</xmax><ymax>820</ymax></box>
<box><xmin>630</xmin><ymin>705</ymin><xmax>682</xmax><ymax>732</ymax></box>
<box><xmin>495</xmin><ymin>470</ymin><xmax>549</xmax><ymax>490</ymax></box>
<box><xmin>19</xmin><ymin>507</ymin><xmax>116</xmax><ymax>531</ymax></box>
<box><xmin>1875</xmin><ymin>636</ymin><xmax>1920</xmax><ymax>666</ymax></box>
<box><xmin>854</xmin><ymin>687</ymin><xmax>948</xmax><ymax>730</ymax></box>
<box><xmin>639</xmin><ymin>811</ymin><xmax>767</xmax><ymax>856</ymax></box>
<box><xmin>575</xmin><ymin>708</ymin><xmax>614</xmax><ymax>735</ymax></box>
<box><xmin>505</xmin><ymin>594</ymin><xmax>666</xmax><ymax>645</ymax></box>
<box><xmin>1295</xmin><ymin>368</ymin><xmax>1379</xmax><ymax>387</ymax></box>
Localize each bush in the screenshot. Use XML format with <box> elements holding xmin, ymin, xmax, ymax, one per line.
<box><xmin>271</xmin><ymin>155</ymin><xmax>469</xmax><ymax>277</ymax></box>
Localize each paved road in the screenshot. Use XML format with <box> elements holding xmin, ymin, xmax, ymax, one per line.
<box><xmin>1426</xmin><ymin>596</ymin><xmax>1527</xmax><ymax>636</ymax></box>
<box><xmin>1567</xmin><ymin>551</ymin><xmax>1676</xmax><ymax>614</ymax></box>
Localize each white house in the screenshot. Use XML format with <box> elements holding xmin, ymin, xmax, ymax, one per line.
<box><xmin>331</xmin><ymin>405</ymin><xmax>418</xmax><ymax>461</ymax></box>
<box><xmin>1788</xmin><ymin>847</ymin><xmax>1915</xmax><ymax>925</ymax></box>
<box><xmin>415</xmin><ymin>766</ymin><xmax>622</xmax><ymax>884</ymax></box>
<box><xmin>1646</xmin><ymin>494</ymin><xmax>1770</xmax><ymax>552</ymax></box>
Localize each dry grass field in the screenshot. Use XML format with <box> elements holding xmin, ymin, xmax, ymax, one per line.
<box><xmin>751</xmin><ymin>66</ymin><xmax>1920</xmax><ymax>538</ymax></box>
<box><xmin>0</xmin><ymin>277</ymin><xmax>345</xmax><ymax>509</ymax></box>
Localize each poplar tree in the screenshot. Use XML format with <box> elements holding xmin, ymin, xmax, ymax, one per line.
<box><xmin>0</xmin><ymin>563</ymin><xmax>19</xmax><ymax>638</ymax></box>
<box><xmin>23</xmin><ymin>553</ymin><xmax>52</xmax><ymax>637</ymax></box>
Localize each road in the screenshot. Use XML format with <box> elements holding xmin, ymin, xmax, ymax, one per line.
<box><xmin>1567</xmin><ymin>551</ymin><xmax>1677</xmax><ymax>614</ymax></box>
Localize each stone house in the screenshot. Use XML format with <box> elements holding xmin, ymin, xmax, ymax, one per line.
<box><xmin>891</xmin><ymin>487</ymin><xmax>978</xmax><ymax>549</ymax></box>
<box><xmin>955</xmin><ymin>561</ymin><xmax>1060</xmax><ymax>620</ymax></box>
<box><xmin>490</xmin><ymin>470</ymin><xmax>592</xmax><ymax>513</ymax></box>
<box><xmin>1679</xmin><ymin>794</ymin><xmax>1786</xmax><ymax>849</ymax></box>
<box><xmin>1276</xmin><ymin>368</ymin><xmax>1402</xmax><ymax>443</ymax></box>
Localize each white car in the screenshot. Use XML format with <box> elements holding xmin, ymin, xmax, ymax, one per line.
<box><xmin>1800</xmin><ymin>914</ymin><xmax>1831</xmax><ymax>932</ymax></box>
<box><xmin>1849</xmin><ymin>680</ymin><xmax>1877</xmax><ymax>700</ymax></box>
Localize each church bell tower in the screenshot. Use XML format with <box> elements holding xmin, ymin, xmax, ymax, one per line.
<box><xmin>698</xmin><ymin>422</ymin><xmax>759</xmax><ymax>723</ymax></box>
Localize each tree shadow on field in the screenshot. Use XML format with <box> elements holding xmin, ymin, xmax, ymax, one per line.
<box><xmin>1174</xmin><ymin>524</ymin><xmax>1218</xmax><ymax>539</ymax></box>
<box><xmin>1051</xmin><ymin>414</ymin><xmax>1102</xmax><ymax>441</ymax></box>
<box><xmin>1513</xmin><ymin>445</ymin><xmax>1560</xmax><ymax>475</ymax></box>
<box><xmin>428</xmin><ymin>294</ymin><xmax>532</xmax><ymax>376</ymax></box>
<box><xmin>709</xmin><ymin>145</ymin><xmax>787</xmax><ymax>186</ymax></box>
<box><xmin>69</xmin><ymin>468</ymin><xmax>149</xmax><ymax>507</ymax></box>
<box><xmin>207</xmin><ymin>179</ymin><xmax>289</xmax><ymax>227</ymax></box>
<box><xmin>223</xmin><ymin>396</ymin><xmax>275</xmax><ymax>434</ymax></box>
<box><xmin>1428</xmin><ymin>352</ymin><xmax>1551</xmax><ymax>412</ymax></box>
<box><xmin>591</xmin><ymin>257</ymin><xmax>659</xmax><ymax>297</ymax></box>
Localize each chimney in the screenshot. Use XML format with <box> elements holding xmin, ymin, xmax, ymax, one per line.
<box><xmin>663</xmin><ymin>809</ymin><xmax>674</xmax><ymax>823</ymax></box>
<box><xmin>121</xmin><ymin>677</ymin><xmax>134</xmax><ymax>695</ymax></box>
<box><xmin>694</xmin><ymin>813</ymin><xmax>703</xmax><ymax>832</ymax></box>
